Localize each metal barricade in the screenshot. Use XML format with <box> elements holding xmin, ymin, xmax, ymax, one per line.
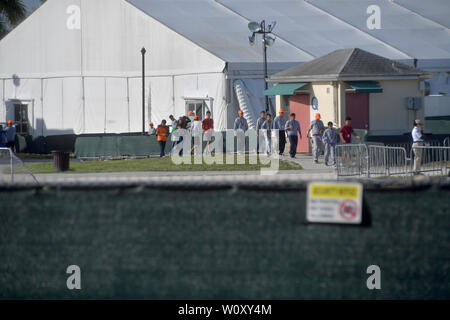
<box><xmin>336</xmin><ymin>144</ymin><xmax>369</xmax><ymax>177</ymax></box>
<box><xmin>410</xmin><ymin>146</ymin><xmax>450</xmax><ymax>176</ymax></box>
<box><xmin>443</xmin><ymin>137</ymin><xmax>450</xmax><ymax>147</ymax></box>
<box><xmin>337</xmin><ymin>144</ymin><xmax>408</xmax><ymax>178</ymax></box>
<box><xmin>367</xmin><ymin>145</ymin><xmax>387</xmax><ymax>176</ymax></box>
<box><xmin>385</xmin><ymin>147</ymin><xmax>408</xmax><ymax>176</ymax></box>
<box><xmin>366</xmin><ymin>145</ymin><xmax>408</xmax><ymax>177</ymax></box>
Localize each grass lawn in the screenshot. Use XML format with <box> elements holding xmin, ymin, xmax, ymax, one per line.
<box><xmin>24</xmin><ymin>155</ymin><xmax>303</xmax><ymax>174</ymax></box>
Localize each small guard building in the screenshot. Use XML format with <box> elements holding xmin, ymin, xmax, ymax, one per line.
<box><xmin>265</xmin><ymin>48</ymin><xmax>430</xmax><ymax>153</ymax></box>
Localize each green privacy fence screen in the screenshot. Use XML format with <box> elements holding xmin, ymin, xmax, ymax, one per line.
<box><xmin>0</xmin><ymin>185</ymin><xmax>449</xmax><ymax>299</ymax></box>
<box><xmin>74</xmin><ymin>134</ymin><xmax>253</xmax><ymax>158</ymax></box>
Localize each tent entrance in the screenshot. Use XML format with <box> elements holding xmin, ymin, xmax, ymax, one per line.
<box><xmin>184</xmin><ymin>97</ymin><xmax>214</xmax><ymax>120</ymax></box>
<box><xmin>5</xmin><ymin>99</ymin><xmax>33</xmax><ymax>135</ymax></box>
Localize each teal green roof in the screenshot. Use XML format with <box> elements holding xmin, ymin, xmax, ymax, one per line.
<box><xmin>264</xmin><ymin>83</ymin><xmax>308</xmax><ymax>96</ymax></box>
<box><xmin>346</xmin><ymin>81</ymin><xmax>383</xmax><ymax>93</ymax></box>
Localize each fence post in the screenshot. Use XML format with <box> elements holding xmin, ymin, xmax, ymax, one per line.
<box><xmin>9</xmin><ymin>148</ymin><xmax>14</xmax><ymax>184</ymax></box>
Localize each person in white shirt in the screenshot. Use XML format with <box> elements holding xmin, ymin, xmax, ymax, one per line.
<box><xmin>148</xmin><ymin>122</ymin><xmax>156</xmax><ymax>135</ymax></box>
<box><xmin>412</xmin><ymin>119</ymin><xmax>425</xmax><ymax>175</ymax></box>
<box><xmin>190</xmin><ymin>115</ymin><xmax>203</xmax><ymax>155</ymax></box>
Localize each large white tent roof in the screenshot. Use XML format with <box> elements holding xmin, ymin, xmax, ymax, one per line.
<box><xmin>127</xmin><ymin>0</ymin><xmax>450</xmax><ymax>70</ymax></box>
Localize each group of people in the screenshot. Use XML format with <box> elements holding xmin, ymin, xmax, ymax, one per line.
<box><xmin>307</xmin><ymin>114</ymin><xmax>360</xmax><ymax>166</ymax></box>
<box><xmin>255</xmin><ymin>109</ymin><xmax>360</xmax><ymax>164</ymax></box>
<box><xmin>148</xmin><ymin>110</ymin><xmax>215</xmax><ymax>157</ymax></box>
<box><xmin>254</xmin><ymin>109</ymin><xmax>302</xmax><ymax>158</ymax></box>
<box><xmin>0</xmin><ymin>121</ymin><xmax>16</xmax><ymax>151</ymax></box>
<box><xmin>147</xmin><ymin>107</ymin><xmax>363</xmax><ymax>162</ymax></box>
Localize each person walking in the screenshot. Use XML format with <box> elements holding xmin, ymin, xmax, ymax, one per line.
<box><xmin>322</xmin><ymin>121</ymin><xmax>338</xmax><ymax>166</ymax></box>
<box><xmin>156</xmin><ymin>120</ymin><xmax>169</xmax><ymax>157</ymax></box>
<box><xmin>5</xmin><ymin>120</ymin><xmax>16</xmax><ymax>152</ymax></box>
<box><xmin>191</xmin><ymin>115</ymin><xmax>203</xmax><ymax>155</ymax></box>
<box><xmin>169</xmin><ymin>115</ymin><xmax>177</xmax><ymax>133</ymax></box>
<box><xmin>234</xmin><ymin>110</ymin><xmax>248</xmax><ymax>155</ymax></box>
<box><xmin>285</xmin><ymin>113</ymin><xmax>302</xmax><ymax>158</ymax></box>
<box><xmin>308</xmin><ymin>113</ymin><xmax>325</xmax><ymax>163</ymax></box>
<box><xmin>202</xmin><ymin>111</ymin><xmax>214</xmax><ymax>155</ymax></box>
<box><xmin>256</xmin><ymin>111</ymin><xmax>266</xmax><ymax>154</ymax></box>
<box><xmin>412</xmin><ymin>119</ymin><xmax>425</xmax><ymax>175</ymax></box>
<box><xmin>340</xmin><ymin>117</ymin><xmax>360</xmax><ymax>144</ymax></box>
<box><xmin>274</xmin><ymin>109</ymin><xmax>287</xmax><ymax>156</ymax></box>
<box><xmin>261</xmin><ymin>113</ymin><xmax>273</xmax><ymax>155</ymax></box>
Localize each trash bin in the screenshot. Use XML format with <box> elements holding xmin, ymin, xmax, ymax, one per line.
<box><xmin>51</xmin><ymin>150</ymin><xmax>70</xmax><ymax>172</ymax></box>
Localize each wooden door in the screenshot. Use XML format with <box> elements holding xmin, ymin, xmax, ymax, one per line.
<box><xmin>289</xmin><ymin>94</ymin><xmax>310</xmax><ymax>153</ymax></box>
<box><xmin>345</xmin><ymin>93</ymin><xmax>369</xmax><ymax>129</ymax></box>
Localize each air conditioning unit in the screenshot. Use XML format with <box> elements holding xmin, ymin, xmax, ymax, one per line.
<box><xmin>405</xmin><ymin>97</ymin><xmax>422</xmax><ymax>110</ymax></box>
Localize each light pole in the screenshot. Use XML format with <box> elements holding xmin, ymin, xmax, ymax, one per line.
<box><xmin>248</xmin><ymin>20</ymin><xmax>277</xmax><ymax>113</ymax></box>
<box><xmin>141</xmin><ymin>47</ymin><xmax>147</xmax><ymax>135</ymax></box>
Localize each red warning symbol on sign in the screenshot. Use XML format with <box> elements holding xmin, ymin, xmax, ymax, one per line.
<box><xmin>339</xmin><ymin>200</ymin><xmax>359</xmax><ymax>220</ymax></box>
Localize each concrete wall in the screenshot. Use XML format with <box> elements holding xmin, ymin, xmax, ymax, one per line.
<box><xmin>369</xmin><ymin>79</ymin><xmax>423</xmax><ymax>135</ymax></box>
<box><xmin>309</xmin><ymin>82</ymin><xmax>335</xmax><ymax>125</ymax></box>
<box><xmin>424</xmin><ymin>95</ymin><xmax>450</xmax><ymax>118</ymax></box>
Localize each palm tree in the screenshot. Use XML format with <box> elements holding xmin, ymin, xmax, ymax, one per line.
<box><xmin>0</xmin><ymin>0</ymin><xmax>27</xmax><ymax>38</ymax></box>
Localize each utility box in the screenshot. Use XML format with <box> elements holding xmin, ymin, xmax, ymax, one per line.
<box><xmin>405</xmin><ymin>96</ymin><xmax>422</xmax><ymax>110</ymax></box>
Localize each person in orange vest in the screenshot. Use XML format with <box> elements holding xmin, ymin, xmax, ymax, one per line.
<box><xmin>156</xmin><ymin>120</ymin><xmax>169</xmax><ymax>157</ymax></box>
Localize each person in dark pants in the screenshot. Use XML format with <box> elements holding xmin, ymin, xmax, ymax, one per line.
<box><xmin>274</xmin><ymin>109</ymin><xmax>287</xmax><ymax>155</ymax></box>
<box><xmin>256</xmin><ymin>111</ymin><xmax>266</xmax><ymax>154</ymax></box>
<box><xmin>5</xmin><ymin>120</ymin><xmax>16</xmax><ymax>152</ymax></box>
<box><xmin>285</xmin><ymin>113</ymin><xmax>302</xmax><ymax>158</ymax></box>
<box><xmin>156</xmin><ymin>120</ymin><xmax>169</xmax><ymax>157</ymax></box>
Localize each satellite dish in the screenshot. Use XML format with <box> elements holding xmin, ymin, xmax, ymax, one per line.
<box><xmin>248</xmin><ymin>21</ymin><xmax>261</xmax><ymax>33</ymax></box>
<box><xmin>264</xmin><ymin>35</ymin><xmax>276</xmax><ymax>46</ymax></box>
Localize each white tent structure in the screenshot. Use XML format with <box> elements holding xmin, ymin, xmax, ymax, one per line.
<box><xmin>0</xmin><ymin>0</ymin><xmax>449</xmax><ymax>137</ymax></box>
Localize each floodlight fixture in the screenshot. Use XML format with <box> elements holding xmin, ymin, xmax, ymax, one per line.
<box><xmin>246</xmin><ymin>20</ymin><xmax>277</xmax><ymax>113</ymax></box>
<box><xmin>249</xmin><ymin>33</ymin><xmax>256</xmax><ymax>45</ymax></box>
<box><xmin>264</xmin><ymin>35</ymin><xmax>276</xmax><ymax>46</ymax></box>
<box><xmin>248</xmin><ymin>21</ymin><xmax>261</xmax><ymax>33</ymax></box>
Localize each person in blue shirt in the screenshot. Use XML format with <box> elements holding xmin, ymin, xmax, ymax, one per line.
<box><xmin>273</xmin><ymin>109</ymin><xmax>287</xmax><ymax>155</ymax></box>
<box><xmin>234</xmin><ymin>110</ymin><xmax>248</xmax><ymax>132</ymax></box>
<box><xmin>0</xmin><ymin>125</ymin><xmax>7</xmax><ymax>148</ymax></box>
<box><xmin>261</xmin><ymin>113</ymin><xmax>273</xmax><ymax>155</ymax></box>
<box><xmin>256</xmin><ymin>111</ymin><xmax>266</xmax><ymax>154</ymax></box>
<box><xmin>322</xmin><ymin>121</ymin><xmax>338</xmax><ymax>166</ymax></box>
<box><xmin>285</xmin><ymin>113</ymin><xmax>302</xmax><ymax>158</ymax></box>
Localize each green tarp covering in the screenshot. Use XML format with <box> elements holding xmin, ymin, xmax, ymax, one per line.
<box><xmin>264</xmin><ymin>82</ymin><xmax>308</xmax><ymax>96</ymax></box>
<box><xmin>74</xmin><ymin>133</ymin><xmax>253</xmax><ymax>158</ymax></box>
<box><xmin>74</xmin><ymin>135</ymin><xmax>173</xmax><ymax>158</ymax></box>
<box><xmin>346</xmin><ymin>81</ymin><xmax>383</xmax><ymax>93</ymax></box>
<box><xmin>0</xmin><ymin>186</ymin><xmax>449</xmax><ymax>299</ymax></box>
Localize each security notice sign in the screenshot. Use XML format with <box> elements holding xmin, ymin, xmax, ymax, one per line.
<box><xmin>306</xmin><ymin>182</ymin><xmax>363</xmax><ymax>224</ymax></box>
